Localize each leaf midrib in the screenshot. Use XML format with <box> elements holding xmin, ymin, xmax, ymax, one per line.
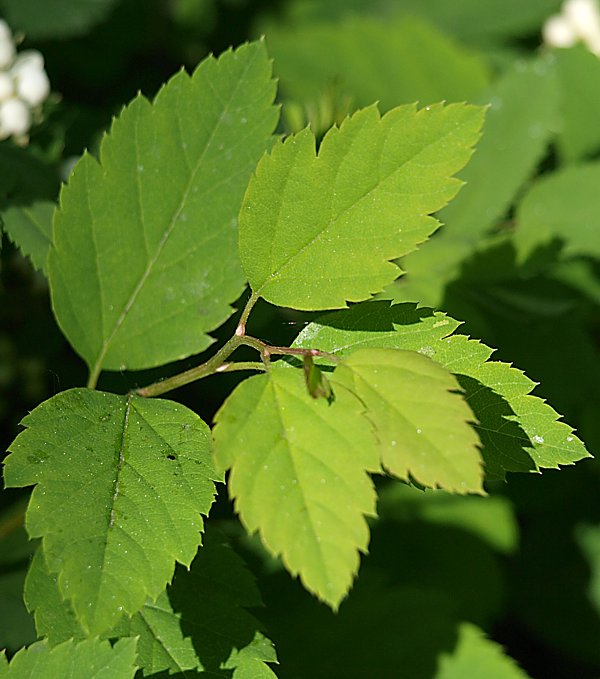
<box><xmin>256</xmin><ymin>108</ymin><xmax>467</xmax><ymax>296</ymax></box>
<box><xmin>89</xmin><ymin>49</ymin><xmax>258</xmax><ymax>377</ymax></box>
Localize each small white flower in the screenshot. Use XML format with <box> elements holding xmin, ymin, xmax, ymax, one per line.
<box><xmin>0</xmin><ymin>97</ymin><xmax>32</xmax><ymax>138</ymax></box>
<box><xmin>0</xmin><ymin>19</ymin><xmax>12</xmax><ymax>42</ymax></box>
<box><xmin>543</xmin><ymin>14</ymin><xmax>578</xmax><ymax>47</ymax></box>
<box><xmin>564</xmin><ymin>0</ymin><xmax>600</xmax><ymax>39</ymax></box>
<box><xmin>11</xmin><ymin>50</ymin><xmax>45</xmax><ymax>75</ymax></box>
<box><xmin>0</xmin><ymin>35</ymin><xmax>15</xmax><ymax>70</ymax></box>
<box><xmin>0</xmin><ymin>26</ymin><xmax>51</xmax><ymax>141</ymax></box>
<box><xmin>543</xmin><ymin>0</ymin><xmax>600</xmax><ymax>56</ymax></box>
<box><xmin>15</xmin><ymin>67</ymin><xmax>50</xmax><ymax>107</ymax></box>
<box><xmin>0</xmin><ymin>71</ymin><xmax>14</xmax><ymax>101</ymax></box>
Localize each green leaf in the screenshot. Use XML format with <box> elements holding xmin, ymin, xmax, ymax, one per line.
<box><xmin>0</xmin><ymin>638</ymin><xmax>137</xmax><ymax>679</ymax></box>
<box><xmin>113</xmin><ymin>529</ymin><xmax>277</xmax><ymax>676</ymax></box>
<box><xmin>26</xmin><ymin>532</ymin><xmax>278</xmax><ymax>676</ymax></box>
<box><xmin>266</xmin><ymin>15</ymin><xmax>489</xmax><ymax>113</ymax></box>
<box><xmin>395</xmin><ymin>58</ymin><xmax>559</xmax><ymax>307</ymax></box>
<box><xmin>240</xmin><ymin>102</ymin><xmax>484</xmax><ymax>310</ymax></box>
<box><xmin>552</xmin><ymin>45</ymin><xmax>600</xmax><ymax>162</ymax></box>
<box><xmin>331</xmin><ymin>348</ymin><xmax>483</xmax><ymax>494</ymax></box>
<box><xmin>1</xmin><ymin>202</ymin><xmax>54</xmax><ymax>274</ymax></box>
<box><xmin>0</xmin><ymin>145</ymin><xmax>59</xmax><ymax>211</ymax></box>
<box><xmin>213</xmin><ymin>364</ymin><xmax>379</xmax><ymax>609</ymax></box>
<box><xmin>4</xmin><ymin>388</ymin><xmax>219</xmax><ymax>635</ymax></box>
<box><xmin>49</xmin><ymin>41</ymin><xmax>278</xmax><ymax>376</ymax></box>
<box><xmin>271</xmin><ymin>0</ymin><xmax>561</xmax><ymax>43</ymax></box>
<box><xmin>436</xmin><ymin>623</ymin><xmax>530</xmax><ymax>678</ymax></box>
<box><xmin>514</xmin><ymin>162</ymin><xmax>600</xmax><ymax>263</ymax></box>
<box><xmin>292</xmin><ymin>301</ymin><xmax>590</xmax><ymax>479</ymax></box>
<box><xmin>25</xmin><ymin>547</ymin><xmax>86</xmax><ymax>644</ymax></box>
<box><xmin>0</xmin><ymin>0</ymin><xmax>120</xmax><ymax>39</ymax></box>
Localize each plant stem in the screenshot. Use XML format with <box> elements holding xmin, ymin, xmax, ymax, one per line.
<box><xmin>135</xmin><ymin>334</ymin><xmax>244</xmax><ymax>397</ymax></box>
<box><xmin>134</xmin><ymin>291</ymin><xmax>339</xmax><ymax>398</ymax></box>
<box><xmin>236</xmin><ymin>290</ymin><xmax>260</xmax><ymax>336</ymax></box>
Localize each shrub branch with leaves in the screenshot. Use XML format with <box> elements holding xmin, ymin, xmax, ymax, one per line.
<box><xmin>0</xmin><ymin>36</ymin><xmax>591</xmax><ymax>678</ymax></box>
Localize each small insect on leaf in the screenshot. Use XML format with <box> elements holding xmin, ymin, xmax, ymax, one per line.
<box><xmin>303</xmin><ymin>353</ymin><xmax>334</xmax><ymax>402</ymax></box>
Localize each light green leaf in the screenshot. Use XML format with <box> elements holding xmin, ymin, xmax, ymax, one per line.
<box><xmin>552</xmin><ymin>45</ymin><xmax>600</xmax><ymax>162</ymax></box>
<box><xmin>293</xmin><ymin>300</ymin><xmax>590</xmax><ymax>479</ymax></box>
<box><xmin>49</xmin><ymin>41</ymin><xmax>278</xmax><ymax>376</ymax></box>
<box><xmin>436</xmin><ymin>623</ymin><xmax>530</xmax><ymax>678</ymax></box>
<box><xmin>4</xmin><ymin>388</ymin><xmax>219</xmax><ymax>635</ymax></box>
<box><xmin>1</xmin><ymin>202</ymin><xmax>54</xmax><ymax>274</ymax></box>
<box><xmin>266</xmin><ymin>15</ymin><xmax>489</xmax><ymax>113</ymax></box>
<box><xmin>213</xmin><ymin>364</ymin><xmax>379</xmax><ymax>609</ymax></box>
<box><xmin>515</xmin><ymin>162</ymin><xmax>600</xmax><ymax>263</ymax></box>
<box><xmin>395</xmin><ymin>58</ymin><xmax>559</xmax><ymax>307</ymax></box>
<box><xmin>0</xmin><ymin>0</ymin><xmax>119</xmax><ymax>39</ymax></box>
<box><xmin>0</xmin><ymin>638</ymin><xmax>137</xmax><ymax>679</ymax></box>
<box><xmin>332</xmin><ymin>348</ymin><xmax>483</xmax><ymax>494</ymax></box>
<box><xmin>112</xmin><ymin>529</ymin><xmax>277</xmax><ymax>676</ymax></box>
<box><xmin>240</xmin><ymin>102</ymin><xmax>484</xmax><ymax>310</ymax></box>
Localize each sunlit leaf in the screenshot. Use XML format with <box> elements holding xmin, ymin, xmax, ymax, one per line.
<box><xmin>4</xmin><ymin>389</ymin><xmax>219</xmax><ymax>635</ymax></box>
<box><xmin>240</xmin><ymin>102</ymin><xmax>484</xmax><ymax>310</ymax></box>
<box><xmin>49</xmin><ymin>41</ymin><xmax>278</xmax><ymax>376</ymax></box>
<box><xmin>0</xmin><ymin>638</ymin><xmax>137</xmax><ymax>679</ymax></box>
<box><xmin>332</xmin><ymin>348</ymin><xmax>483</xmax><ymax>493</ymax></box>
<box><xmin>213</xmin><ymin>364</ymin><xmax>379</xmax><ymax>609</ymax></box>
<box><xmin>293</xmin><ymin>301</ymin><xmax>590</xmax><ymax>479</ymax></box>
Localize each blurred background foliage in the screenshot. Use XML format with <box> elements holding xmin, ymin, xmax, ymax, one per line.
<box><xmin>2</xmin><ymin>0</ymin><xmax>600</xmax><ymax>677</ymax></box>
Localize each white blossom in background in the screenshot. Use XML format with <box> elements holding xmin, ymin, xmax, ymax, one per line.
<box><xmin>0</xmin><ymin>19</ymin><xmax>51</xmax><ymax>141</ymax></box>
<box><xmin>543</xmin><ymin>0</ymin><xmax>600</xmax><ymax>55</ymax></box>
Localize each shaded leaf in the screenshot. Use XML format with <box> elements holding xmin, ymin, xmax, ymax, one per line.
<box><xmin>269</xmin><ymin>0</ymin><xmax>561</xmax><ymax>43</ymax></box>
<box><xmin>49</xmin><ymin>41</ymin><xmax>278</xmax><ymax>376</ymax></box>
<box><xmin>436</xmin><ymin>623</ymin><xmax>530</xmax><ymax>678</ymax></box>
<box><xmin>332</xmin><ymin>348</ymin><xmax>483</xmax><ymax>493</ymax></box>
<box><xmin>113</xmin><ymin>529</ymin><xmax>277</xmax><ymax>676</ymax></box>
<box><xmin>515</xmin><ymin>161</ymin><xmax>600</xmax><ymax>263</ymax></box>
<box><xmin>1</xmin><ymin>202</ymin><xmax>54</xmax><ymax>274</ymax></box>
<box><xmin>239</xmin><ymin>102</ymin><xmax>484</xmax><ymax>310</ymax></box>
<box><xmin>24</xmin><ymin>548</ymin><xmax>85</xmax><ymax>645</ymax></box>
<box><xmin>27</xmin><ymin>531</ymin><xmax>278</xmax><ymax>677</ymax></box>
<box><xmin>0</xmin><ymin>638</ymin><xmax>137</xmax><ymax>679</ymax></box>
<box><xmin>0</xmin><ymin>0</ymin><xmax>120</xmax><ymax>38</ymax></box>
<box><xmin>395</xmin><ymin>58</ymin><xmax>559</xmax><ymax>307</ymax></box>
<box><xmin>0</xmin><ymin>571</ymin><xmax>36</xmax><ymax>652</ymax></box>
<box><xmin>552</xmin><ymin>45</ymin><xmax>600</xmax><ymax>162</ymax></box>
<box><xmin>377</xmin><ymin>480</ymin><xmax>518</xmax><ymax>554</ymax></box>
<box><xmin>266</xmin><ymin>15</ymin><xmax>489</xmax><ymax>113</ymax></box>
<box><xmin>4</xmin><ymin>388</ymin><xmax>219</xmax><ymax>635</ymax></box>
<box><xmin>0</xmin><ymin>145</ymin><xmax>59</xmax><ymax>211</ymax></box>
<box><xmin>213</xmin><ymin>364</ymin><xmax>379</xmax><ymax>609</ymax></box>
<box><xmin>293</xmin><ymin>300</ymin><xmax>590</xmax><ymax>479</ymax></box>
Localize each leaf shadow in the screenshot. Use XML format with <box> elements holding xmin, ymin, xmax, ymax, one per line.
<box><xmin>154</xmin><ymin>530</ymin><xmax>269</xmax><ymax>676</ymax></box>
<box><xmin>321</xmin><ymin>300</ymin><xmax>436</xmax><ymax>332</ymax></box>
<box><xmin>455</xmin><ymin>374</ymin><xmax>537</xmax><ymax>480</ymax></box>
